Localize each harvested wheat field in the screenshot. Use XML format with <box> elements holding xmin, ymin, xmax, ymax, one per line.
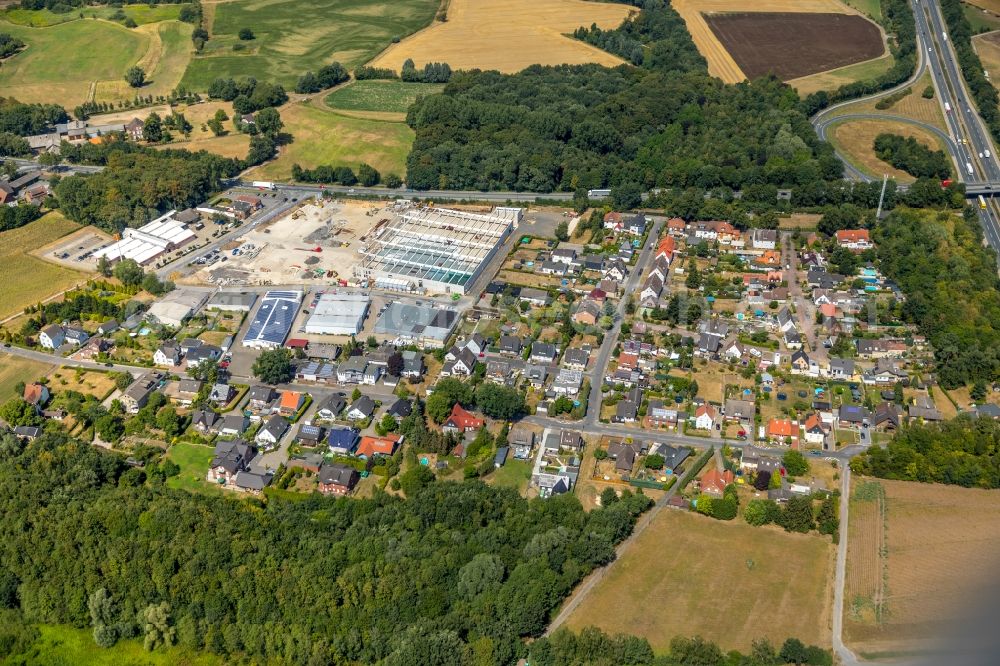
<box><xmin>672</xmin><ymin>0</ymin><xmax>872</xmax><ymax>83</ymax></box>
<box><xmin>564</xmin><ymin>509</ymin><xmax>833</xmax><ymax>653</ymax></box>
<box><xmin>966</xmin><ymin>0</ymin><xmax>1000</xmax><ymax>13</ymax></box>
<box><xmin>368</xmin><ymin>0</ymin><xmax>634</xmax><ymax>73</ymax></box>
<box><xmin>845</xmin><ymin>478</ymin><xmax>1000</xmax><ymax>659</ymax></box>
<box><xmin>975</xmin><ymin>31</ymin><xmax>1000</xmax><ymax>91</ymax></box>
<box><xmin>828</xmin><ymin>118</ymin><xmax>950</xmax><ymax>182</ymax></box>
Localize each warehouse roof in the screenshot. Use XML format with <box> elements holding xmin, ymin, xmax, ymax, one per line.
<box><xmin>243</xmin><ymin>290</ymin><xmax>302</xmax><ymax>348</ymax></box>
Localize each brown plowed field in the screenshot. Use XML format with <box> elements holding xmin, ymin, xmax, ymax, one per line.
<box><xmin>705</xmin><ymin>12</ymin><xmax>884</xmax><ymax>81</ymax></box>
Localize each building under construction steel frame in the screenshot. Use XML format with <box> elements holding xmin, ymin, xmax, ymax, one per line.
<box><xmin>354</xmin><ymin>205</ymin><xmax>521</xmax><ymax>295</ymax></box>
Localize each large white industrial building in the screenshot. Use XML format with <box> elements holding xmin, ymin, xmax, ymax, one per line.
<box><xmin>92</xmin><ymin>211</ymin><xmax>197</xmax><ymax>266</ymax></box>
<box><xmin>304</xmin><ymin>292</ymin><xmax>370</xmax><ymax>335</ymax></box>
<box><xmin>354</xmin><ymin>205</ymin><xmax>520</xmax><ymax>295</ymax></box>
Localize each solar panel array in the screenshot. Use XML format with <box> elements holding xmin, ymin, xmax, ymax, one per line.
<box><xmin>243</xmin><ymin>290</ymin><xmax>302</xmax><ymax>348</ymax></box>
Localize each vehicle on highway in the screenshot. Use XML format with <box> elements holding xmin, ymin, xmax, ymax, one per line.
<box><xmin>967</xmin><ymin>162</ymin><xmax>975</xmax><ymax>176</ymax></box>
<box><xmin>980</xmin><ymin>195</ymin><xmax>988</xmax><ymax>210</ymax></box>
<box><xmin>945</xmin><ymin>102</ymin><xmax>952</xmax><ymax>112</ymax></box>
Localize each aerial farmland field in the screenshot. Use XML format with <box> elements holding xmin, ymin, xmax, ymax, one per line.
<box><xmin>844</xmin><ymin>478</ymin><xmax>1000</xmax><ymax>659</ymax></box>
<box><xmin>368</xmin><ymin>0</ymin><xmax>633</xmax><ymax>74</ymax></box>
<box><xmin>671</xmin><ymin>0</ymin><xmax>881</xmax><ymax>84</ymax></box>
<box><xmin>0</xmin><ymin>18</ymin><xmax>149</xmax><ymax>106</ymax></box>
<box><xmin>704</xmin><ymin>12</ymin><xmax>884</xmax><ymax>81</ymax></box>
<box><xmin>563</xmin><ymin>509</ymin><xmax>834</xmax><ymax>653</ymax></box>
<box><xmin>180</xmin><ymin>0</ymin><xmax>439</xmax><ymax>90</ymax></box>
<box><xmin>0</xmin><ymin>212</ymin><xmax>90</xmax><ymax>320</ymax></box>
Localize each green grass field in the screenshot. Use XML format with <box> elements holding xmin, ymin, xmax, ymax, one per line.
<box><xmin>325</xmin><ymin>80</ymin><xmax>444</xmax><ymax>114</ymax></box>
<box><xmin>0</xmin><ymin>354</ymin><xmax>55</xmax><ymax>401</ymax></box>
<box><xmin>12</xmin><ymin>624</ymin><xmax>222</xmax><ymax>665</ymax></box>
<box><xmin>486</xmin><ymin>459</ymin><xmax>533</xmax><ymax>493</ymax></box>
<box><xmin>0</xmin><ymin>18</ymin><xmax>149</xmax><ymax>105</ymax></box>
<box><xmin>180</xmin><ymin>0</ymin><xmax>438</xmax><ymax>90</ymax></box>
<box><xmin>166</xmin><ymin>441</ymin><xmax>221</xmax><ymax>495</ymax></box>
<box><xmin>0</xmin><ymin>213</ymin><xmax>89</xmax><ymax>320</ymax></box>
<box><xmin>964</xmin><ymin>3</ymin><xmax>1000</xmax><ymax>32</ymax></box>
<box><xmin>249</xmin><ymin>101</ymin><xmax>413</xmax><ymax>181</ymax></box>
<box><xmin>842</xmin><ymin>0</ymin><xmax>883</xmax><ymax>21</ymax></box>
<box><xmin>1</xmin><ymin>4</ymin><xmax>186</xmax><ymax>27</ymax></box>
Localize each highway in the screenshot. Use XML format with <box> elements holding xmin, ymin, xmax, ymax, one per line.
<box><xmin>916</xmin><ymin>0</ymin><xmax>1000</xmax><ymax>255</ymax></box>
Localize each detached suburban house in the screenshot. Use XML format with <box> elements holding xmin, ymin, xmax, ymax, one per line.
<box><xmin>207</xmin><ymin>440</ymin><xmax>256</xmax><ymax>487</ymax></box>
<box><xmin>443</xmin><ymin>404</ymin><xmax>484</xmax><ymax>434</ymax></box>
<box><xmin>318</xmin><ymin>463</ymin><xmax>360</xmax><ymax>496</ymax></box>
<box><xmin>256</xmin><ymin>415</ymin><xmax>289</xmax><ymax>446</ymax></box>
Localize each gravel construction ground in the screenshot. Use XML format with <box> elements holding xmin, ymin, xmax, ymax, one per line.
<box><xmin>705</xmin><ymin>12</ymin><xmax>884</xmax><ymax>81</ymax></box>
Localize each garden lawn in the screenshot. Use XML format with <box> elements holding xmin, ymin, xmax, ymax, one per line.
<box><xmin>166</xmin><ymin>441</ymin><xmax>222</xmax><ymax>495</ymax></box>
<box><xmin>486</xmin><ymin>459</ymin><xmax>532</xmax><ymax>492</ymax></box>
<box><xmin>0</xmin><ymin>212</ymin><xmax>89</xmax><ymax>320</ymax></box>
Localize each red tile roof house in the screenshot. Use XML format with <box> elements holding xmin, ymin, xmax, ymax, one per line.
<box><xmin>22</xmin><ymin>383</ymin><xmax>50</xmax><ymax>408</ymax></box>
<box><xmin>355</xmin><ymin>434</ymin><xmax>401</xmax><ymax>460</ymax></box>
<box><xmin>700</xmin><ymin>468</ymin><xmax>734</xmax><ymax>497</ymax></box>
<box><xmin>278</xmin><ymin>390</ymin><xmax>305</xmax><ymax>416</ymax></box>
<box><xmin>617</xmin><ymin>352</ymin><xmax>639</xmax><ymax>372</ymax></box>
<box><xmin>442</xmin><ymin>404</ymin><xmax>484</xmax><ymax>435</ymax></box>
<box><xmin>835</xmin><ymin>229</ymin><xmax>873</xmax><ymax>251</ymax></box>
<box><xmin>767</xmin><ymin>418</ymin><xmax>800</xmax><ymax>448</ymax></box>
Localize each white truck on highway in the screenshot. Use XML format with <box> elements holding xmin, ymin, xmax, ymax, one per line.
<box><xmin>966</xmin><ymin>162</ymin><xmax>974</xmax><ymax>176</ymax></box>
<box><xmin>945</xmin><ymin>102</ymin><xmax>952</xmax><ymax>112</ymax></box>
<box><xmin>252</xmin><ymin>181</ymin><xmax>276</xmax><ymax>190</ymax></box>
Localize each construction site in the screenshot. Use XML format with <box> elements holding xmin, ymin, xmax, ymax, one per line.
<box><xmin>182</xmin><ymin>200</ymin><xmax>521</xmax><ymax>296</ymax></box>
<box><xmin>183</xmin><ymin>199</ymin><xmax>385</xmax><ymax>287</ymax></box>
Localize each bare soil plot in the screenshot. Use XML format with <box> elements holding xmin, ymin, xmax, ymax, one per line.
<box><xmin>845</xmin><ymin>478</ymin><xmax>1000</xmax><ymax>658</ymax></box>
<box><xmin>671</xmin><ymin>0</ymin><xmax>866</xmax><ymax>83</ymax></box>
<box><xmin>828</xmin><ymin>118</ymin><xmax>948</xmax><ymax>183</ymax></box>
<box><xmin>564</xmin><ymin>509</ymin><xmax>833</xmax><ymax>652</ymax></box>
<box><xmin>705</xmin><ymin>12</ymin><xmax>884</xmax><ymax>81</ymax></box>
<box><xmin>368</xmin><ymin>0</ymin><xmax>633</xmax><ymax>74</ymax></box>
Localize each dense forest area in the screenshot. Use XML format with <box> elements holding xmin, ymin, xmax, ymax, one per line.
<box><xmin>0</xmin><ymin>97</ymin><xmax>68</xmax><ymax>136</ymax></box>
<box><xmin>54</xmin><ymin>143</ymin><xmax>242</xmax><ymax>233</ymax></box>
<box><xmin>851</xmin><ymin>416</ymin><xmax>1000</xmax><ymax>487</ymax></box>
<box><xmin>572</xmin><ymin>0</ymin><xmax>706</xmax><ymax>73</ymax></box>
<box><xmin>405</xmin><ymin>67</ymin><xmax>841</xmax><ymax>192</ymax></box>
<box><xmin>875</xmin><ymin>207</ymin><xmax>1000</xmax><ymax>388</ymax></box>
<box><xmin>872</xmin><ymin>132</ymin><xmax>951</xmax><ymax>179</ymax></box>
<box><xmin>0</xmin><ymin>431</ymin><xmax>653</xmax><ymax>665</ymax></box>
